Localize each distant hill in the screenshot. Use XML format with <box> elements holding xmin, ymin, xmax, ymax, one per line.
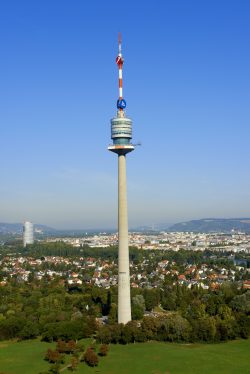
<box><xmin>2</xmin><ymin>218</ymin><xmax>250</xmax><ymax>236</ymax></box>
<box><xmin>168</xmin><ymin>218</ymin><xmax>250</xmax><ymax>233</ymax></box>
<box><xmin>0</xmin><ymin>223</ymin><xmax>115</xmax><ymax>238</ymax></box>
<box><xmin>0</xmin><ymin>223</ymin><xmax>56</xmax><ymax>235</ymax></box>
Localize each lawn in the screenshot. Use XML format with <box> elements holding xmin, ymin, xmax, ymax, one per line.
<box><xmin>0</xmin><ymin>339</ymin><xmax>250</xmax><ymax>374</ymax></box>
<box><xmin>0</xmin><ymin>339</ymin><xmax>54</xmax><ymax>374</ymax></box>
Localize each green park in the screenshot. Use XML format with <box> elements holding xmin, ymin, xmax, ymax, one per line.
<box><xmin>0</xmin><ymin>338</ymin><xmax>250</xmax><ymax>374</ymax></box>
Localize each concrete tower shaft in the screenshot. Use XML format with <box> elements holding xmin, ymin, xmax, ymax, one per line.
<box><xmin>117</xmin><ymin>154</ymin><xmax>131</xmax><ymax>323</ymax></box>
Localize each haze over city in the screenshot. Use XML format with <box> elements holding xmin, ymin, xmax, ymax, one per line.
<box><xmin>1</xmin><ymin>0</ymin><xmax>250</xmax><ymax>229</ymax></box>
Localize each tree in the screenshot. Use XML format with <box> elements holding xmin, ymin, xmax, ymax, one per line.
<box><xmin>44</xmin><ymin>349</ymin><xmax>64</xmax><ymax>364</ymax></box>
<box><xmin>235</xmin><ymin>313</ymin><xmax>250</xmax><ymax>339</ymax></box>
<box><xmin>110</xmin><ymin>324</ymin><xmax>123</xmax><ymax>344</ymax></box>
<box><xmin>96</xmin><ymin>325</ymin><xmax>112</xmax><ymax>344</ymax></box>
<box><xmin>69</xmin><ymin>356</ymin><xmax>79</xmax><ymax>371</ymax></box>
<box><xmin>19</xmin><ymin>321</ymin><xmax>39</xmax><ymax>340</ymax></box>
<box><xmin>231</xmin><ymin>291</ymin><xmax>250</xmax><ymax>313</ymax></box>
<box><xmin>48</xmin><ymin>363</ymin><xmax>61</xmax><ymax>374</ymax></box>
<box><xmin>143</xmin><ymin>289</ymin><xmax>160</xmax><ymax>311</ymax></box>
<box><xmin>163</xmin><ymin>314</ymin><xmax>191</xmax><ymax>342</ymax></box>
<box><xmin>0</xmin><ymin>316</ymin><xmax>25</xmax><ymax>340</ymax></box>
<box><xmin>108</xmin><ymin>302</ymin><xmax>118</xmax><ymax>323</ymax></box>
<box><xmin>84</xmin><ymin>347</ymin><xmax>99</xmax><ymax>367</ymax></box>
<box><xmin>191</xmin><ymin>317</ymin><xmax>216</xmax><ymax>342</ymax></box>
<box><xmin>99</xmin><ymin>344</ymin><xmax>109</xmax><ymax>356</ymax></box>
<box><xmin>141</xmin><ymin>317</ymin><xmax>159</xmax><ymax>340</ymax></box>
<box><xmin>66</xmin><ymin>340</ymin><xmax>77</xmax><ymax>354</ymax></box>
<box><xmin>56</xmin><ymin>339</ymin><xmax>67</xmax><ymax>353</ymax></box>
<box><xmin>132</xmin><ymin>295</ymin><xmax>145</xmax><ymax>320</ymax></box>
<box><xmin>161</xmin><ymin>291</ymin><xmax>177</xmax><ymax>311</ymax></box>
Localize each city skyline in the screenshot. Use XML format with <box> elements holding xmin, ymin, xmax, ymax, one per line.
<box><xmin>1</xmin><ymin>1</ymin><xmax>250</xmax><ymax>229</ymax></box>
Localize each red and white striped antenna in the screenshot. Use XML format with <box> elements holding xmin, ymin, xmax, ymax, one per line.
<box><xmin>116</xmin><ymin>33</ymin><xmax>126</xmax><ymax>111</ymax></box>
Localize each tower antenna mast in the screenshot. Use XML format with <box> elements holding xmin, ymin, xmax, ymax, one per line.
<box><xmin>116</xmin><ymin>32</ymin><xmax>125</xmax><ymax>112</ymax></box>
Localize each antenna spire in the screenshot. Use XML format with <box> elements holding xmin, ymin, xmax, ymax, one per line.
<box><xmin>118</xmin><ymin>32</ymin><xmax>122</xmax><ymax>56</ymax></box>
<box><xmin>116</xmin><ymin>33</ymin><xmax>126</xmax><ymax>112</ymax></box>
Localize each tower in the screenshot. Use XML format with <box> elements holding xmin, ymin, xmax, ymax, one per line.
<box><xmin>23</xmin><ymin>221</ymin><xmax>34</xmax><ymax>247</ymax></box>
<box><xmin>108</xmin><ymin>33</ymin><xmax>134</xmax><ymax>324</ymax></box>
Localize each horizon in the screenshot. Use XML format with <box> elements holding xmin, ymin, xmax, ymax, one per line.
<box><xmin>2</xmin><ymin>216</ymin><xmax>250</xmax><ymax>231</ymax></box>
<box><xmin>1</xmin><ymin>1</ymin><xmax>250</xmax><ymax>228</ymax></box>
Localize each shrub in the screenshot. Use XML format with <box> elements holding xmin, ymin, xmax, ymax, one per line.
<box><xmin>44</xmin><ymin>348</ymin><xmax>64</xmax><ymax>364</ymax></box>
<box><xmin>69</xmin><ymin>356</ymin><xmax>79</xmax><ymax>371</ymax></box>
<box><xmin>56</xmin><ymin>339</ymin><xmax>67</xmax><ymax>353</ymax></box>
<box><xmin>84</xmin><ymin>347</ymin><xmax>99</xmax><ymax>367</ymax></box>
<box><xmin>99</xmin><ymin>344</ymin><xmax>109</xmax><ymax>356</ymax></box>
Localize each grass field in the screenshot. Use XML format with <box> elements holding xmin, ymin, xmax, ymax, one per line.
<box><xmin>0</xmin><ymin>339</ymin><xmax>250</xmax><ymax>374</ymax></box>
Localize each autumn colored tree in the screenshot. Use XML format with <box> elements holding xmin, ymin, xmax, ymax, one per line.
<box><xmin>66</xmin><ymin>340</ymin><xmax>77</xmax><ymax>354</ymax></box>
<box><xmin>69</xmin><ymin>356</ymin><xmax>79</xmax><ymax>371</ymax></box>
<box><xmin>44</xmin><ymin>348</ymin><xmax>64</xmax><ymax>364</ymax></box>
<box><xmin>56</xmin><ymin>339</ymin><xmax>67</xmax><ymax>353</ymax></box>
<box><xmin>84</xmin><ymin>347</ymin><xmax>99</xmax><ymax>367</ymax></box>
<box><xmin>98</xmin><ymin>344</ymin><xmax>109</xmax><ymax>356</ymax></box>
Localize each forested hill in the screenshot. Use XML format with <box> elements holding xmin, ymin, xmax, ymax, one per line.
<box><xmin>168</xmin><ymin>218</ymin><xmax>250</xmax><ymax>233</ymax></box>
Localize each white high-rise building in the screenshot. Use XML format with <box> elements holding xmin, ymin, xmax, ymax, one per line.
<box><xmin>23</xmin><ymin>221</ymin><xmax>34</xmax><ymax>247</ymax></box>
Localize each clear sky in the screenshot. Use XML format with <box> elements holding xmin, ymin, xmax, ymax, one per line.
<box><xmin>0</xmin><ymin>0</ymin><xmax>250</xmax><ymax>229</ymax></box>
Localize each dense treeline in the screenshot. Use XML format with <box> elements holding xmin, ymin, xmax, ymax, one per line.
<box><xmin>2</xmin><ymin>241</ymin><xmax>241</xmax><ymax>267</ymax></box>
<box><xmin>0</xmin><ymin>274</ymin><xmax>249</xmax><ymax>343</ymax></box>
<box><xmin>15</xmin><ymin>242</ymin><xmax>142</xmax><ymax>263</ymax></box>
<box><xmin>2</xmin><ymin>240</ymin><xmax>248</xmax><ymax>269</ymax></box>
<box><xmin>98</xmin><ymin>285</ymin><xmax>250</xmax><ymax>344</ymax></box>
<box><xmin>97</xmin><ymin>311</ymin><xmax>250</xmax><ymax>345</ymax></box>
<box><xmin>0</xmin><ymin>279</ymin><xmax>98</xmax><ymax>341</ymax></box>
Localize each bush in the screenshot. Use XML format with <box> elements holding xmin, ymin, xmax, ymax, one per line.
<box><xmin>69</xmin><ymin>356</ymin><xmax>79</xmax><ymax>371</ymax></box>
<box><xmin>84</xmin><ymin>347</ymin><xmax>99</xmax><ymax>367</ymax></box>
<box><xmin>48</xmin><ymin>363</ymin><xmax>61</xmax><ymax>374</ymax></box>
<box><xmin>99</xmin><ymin>344</ymin><xmax>109</xmax><ymax>356</ymax></box>
<box><xmin>44</xmin><ymin>349</ymin><xmax>64</xmax><ymax>364</ymax></box>
<box><xmin>56</xmin><ymin>339</ymin><xmax>67</xmax><ymax>353</ymax></box>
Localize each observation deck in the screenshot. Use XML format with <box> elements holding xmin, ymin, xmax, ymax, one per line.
<box><xmin>109</xmin><ymin>111</ymin><xmax>134</xmax><ymax>155</ymax></box>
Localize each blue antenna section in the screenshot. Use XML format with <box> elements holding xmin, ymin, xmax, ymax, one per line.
<box><xmin>117</xmin><ymin>99</ymin><xmax>126</xmax><ymax>110</ymax></box>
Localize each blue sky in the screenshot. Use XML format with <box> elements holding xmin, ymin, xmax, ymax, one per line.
<box><xmin>0</xmin><ymin>0</ymin><xmax>250</xmax><ymax>229</ymax></box>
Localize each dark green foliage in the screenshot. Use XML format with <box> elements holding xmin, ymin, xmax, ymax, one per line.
<box><xmin>159</xmin><ymin>314</ymin><xmax>192</xmax><ymax>342</ymax></box>
<box><xmin>143</xmin><ymin>289</ymin><xmax>160</xmax><ymax>311</ymax></box>
<box><xmin>19</xmin><ymin>321</ymin><xmax>40</xmax><ymax>340</ymax></box>
<box><xmin>0</xmin><ymin>317</ymin><xmax>26</xmax><ymax>340</ymax></box>
<box><xmin>190</xmin><ymin>317</ymin><xmax>217</xmax><ymax>342</ymax></box>
<box><xmin>235</xmin><ymin>314</ymin><xmax>250</xmax><ymax>339</ymax></box>
<box><xmin>41</xmin><ymin>318</ymin><xmax>96</xmax><ymax>342</ymax></box>
<box><xmin>230</xmin><ymin>291</ymin><xmax>250</xmax><ymax>313</ymax></box>
<box><xmin>22</xmin><ymin>242</ymin><xmax>142</xmax><ymax>262</ymax></box>
<box><xmin>96</xmin><ymin>325</ymin><xmax>112</xmax><ymax>344</ymax></box>
<box><xmin>132</xmin><ymin>295</ymin><xmax>145</xmax><ymax>320</ymax></box>
<box><xmin>97</xmin><ymin>305</ymin><xmax>250</xmax><ymax>345</ymax></box>
<box><xmin>48</xmin><ymin>363</ymin><xmax>61</xmax><ymax>374</ymax></box>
